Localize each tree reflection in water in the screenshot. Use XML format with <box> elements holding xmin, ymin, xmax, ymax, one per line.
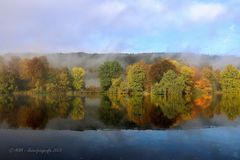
<box><xmin>220</xmin><ymin>93</ymin><xmax>240</xmax><ymax>120</ymax></box>
<box><xmin>70</xmin><ymin>97</ymin><xmax>85</xmax><ymax>120</ymax></box>
<box><xmin>151</xmin><ymin>95</ymin><xmax>192</xmax><ymax>120</ymax></box>
<box><xmin>0</xmin><ymin>95</ymin><xmax>86</xmax><ymax>129</ymax></box>
<box><xmin>0</xmin><ymin>93</ymin><xmax>239</xmax><ymax>130</ymax></box>
<box><xmin>105</xmin><ymin>94</ymin><xmax>187</xmax><ymax>128</ymax></box>
<box><xmin>99</xmin><ymin>95</ymin><xmax>124</xmax><ymax>126</ymax></box>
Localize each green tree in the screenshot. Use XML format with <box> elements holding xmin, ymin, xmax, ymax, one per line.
<box><xmin>149</xmin><ymin>59</ymin><xmax>177</xmax><ymax>83</ymax></box>
<box><xmin>57</xmin><ymin>68</ymin><xmax>72</xmax><ymax>92</ymax></box>
<box><xmin>0</xmin><ymin>58</ymin><xmax>17</xmax><ymax>94</ymax></box>
<box><xmin>46</xmin><ymin>68</ymin><xmax>60</xmax><ymax>93</ymax></box>
<box><xmin>71</xmin><ymin>67</ymin><xmax>85</xmax><ymax>91</ymax></box>
<box><xmin>152</xmin><ymin>70</ymin><xmax>177</xmax><ymax>95</ymax></box>
<box><xmin>152</xmin><ymin>70</ymin><xmax>190</xmax><ymax>96</ymax></box>
<box><xmin>127</xmin><ymin>61</ymin><xmax>147</xmax><ymax>93</ymax></box>
<box><xmin>220</xmin><ymin>65</ymin><xmax>240</xmax><ymax>92</ymax></box>
<box><xmin>0</xmin><ymin>69</ymin><xmax>16</xmax><ymax>94</ymax></box>
<box><xmin>99</xmin><ymin>61</ymin><xmax>123</xmax><ymax>91</ymax></box>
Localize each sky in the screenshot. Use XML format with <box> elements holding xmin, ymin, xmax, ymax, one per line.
<box><xmin>0</xmin><ymin>0</ymin><xmax>240</xmax><ymax>55</ymax></box>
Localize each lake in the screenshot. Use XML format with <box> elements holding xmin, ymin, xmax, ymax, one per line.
<box><xmin>1</xmin><ymin>128</ymin><xmax>240</xmax><ymax>160</ymax></box>
<box><xmin>0</xmin><ymin>94</ymin><xmax>240</xmax><ymax>159</ymax></box>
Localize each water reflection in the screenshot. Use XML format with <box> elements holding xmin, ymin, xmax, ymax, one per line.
<box><xmin>99</xmin><ymin>95</ymin><xmax>124</xmax><ymax>126</ymax></box>
<box><xmin>71</xmin><ymin>98</ymin><xmax>85</xmax><ymax>120</ymax></box>
<box><xmin>0</xmin><ymin>93</ymin><xmax>239</xmax><ymax>130</ymax></box>
<box><xmin>125</xmin><ymin>95</ymin><xmax>148</xmax><ymax>126</ymax></box>
<box><xmin>0</xmin><ymin>95</ymin><xmax>85</xmax><ymax>129</ymax></box>
<box><xmin>220</xmin><ymin>93</ymin><xmax>240</xmax><ymax>120</ymax></box>
<box><xmin>151</xmin><ymin>95</ymin><xmax>192</xmax><ymax>119</ymax></box>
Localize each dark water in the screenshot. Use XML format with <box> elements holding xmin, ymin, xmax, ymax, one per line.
<box><xmin>1</xmin><ymin>94</ymin><xmax>240</xmax><ymax>159</ymax></box>
<box><xmin>1</xmin><ymin>128</ymin><xmax>240</xmax><ymax>160</ymax></box>
<box><xmin>0</xmin><ymin>94</ymin><xmax>240</xmax><ymax>130</ymax></box>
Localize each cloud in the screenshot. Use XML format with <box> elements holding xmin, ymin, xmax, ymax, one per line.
<box><xmin>186</xmin><ymin>2</ymin><xmax>226</xmax><ymax>22</ymax></box>
<box><xmin>0</xmin><ymin>0</ymin><xmax>239</xmax><ymax>54</ymax></box>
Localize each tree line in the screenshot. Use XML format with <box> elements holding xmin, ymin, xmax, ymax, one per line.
<box><xmin>0</xmin><ymin>56</ymin><xmax>85</xmax><ymax>94</ymax></box>
<box><xmin>99</xmin><ymin>59</ymin><xmax>240</xmax><ymax>97</ymax></box>
<box><xmin>0</xmin><ymin>55</ymin><xmax>239</xmax><ymax>96</ymax></box>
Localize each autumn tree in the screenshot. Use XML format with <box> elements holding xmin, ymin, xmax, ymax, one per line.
<box><xmin>0</xmin><ymin>57</ymin><xmax>15</xmax><ymax>94</ymax></box>
<box><xmin>19</xmin><ymin>58</ymin><xmax>29</xmax><ymax>79</ymax></box>
<box><xmin>108</xmin><ymin>77</ymin><xmax>129</xmax><ymax>95</ymax></box>
<box><xmin>194</xmin><ymin>78</ymin><xmax>212</xmax><ymax>94</ymax></box>
<box><xmin>202</xmin><ymin>66</ymin><xmax>220</xmax><ymax>92</ymax></box>
<box><xmin>180</xmin><ymin>65</ymin><xmax>196</xmax><ymax>94</ymax></box>
<box><xmin>0</xmin><ymin>56</ymin><xmax>5</xmax><ymax>73</ymax></box>
<box><xmin>46</xmin><ymin>67</ymin><xmax>72</xmax><ymax>93</ymax></box>
<box><xmin>108</xmin><ymin>77</ymin><xmax>123</xmax><ymax>94</ymax></box>
<box><xmin>99</xmin><ymin>61</ymin><xmax>123</xmax><ymax>91</ymax></box>
<box><xmin>19</xmin><ymin>56</ymin><xmax>49</xmax><ymax>91</ymax></box>
<box><xmin>7</xmin><ymin>57</ymin><xmax>22</xmax><ymax>90</ymax></box>
<box><xmin>8</xmin><ymin>57</ymin><xmax>21</xmax><ymax>77</ymax></box>
<box><xmin>0</xmin><ymin>68</ymin><xmax>16</xmax><ymax>94</ymax></box>
<box><xmin>220</xmin><ymin>64</ymin><xmax>240</xmax><ymax>92</ymax></box>
<box><xmin>71</xmin><ymin>67</ymin><xmax>85</xmax><ymax>91</ymax></box>
<box><xmin>57</xmin><ymin>68</ymin><xmax>72</xmax><ymax>92</ymax></box>
<box><xmin>0</xmin><ymin>57</ymin><xmax>17</xmax><ymax>94</ymax></box>
<box><xmin>46</xmin><ymin>68</ymin><xmax>61</xmax><ymax>93</ymax></box>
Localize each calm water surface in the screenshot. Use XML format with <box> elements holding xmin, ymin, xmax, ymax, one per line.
<box><xmin>0</xmin><ymin>94</ymin><xmax>239</xmax><ymax>130</ymax></box>
<box><xmin>1</xmin><ymin>128</ymin><xmax>240</xmax><ymax>160</ymax></box>
<box><xmin>1</xmin><ymin>94</ymin><xmax>240</xmax><ymax>160</ymax></box>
